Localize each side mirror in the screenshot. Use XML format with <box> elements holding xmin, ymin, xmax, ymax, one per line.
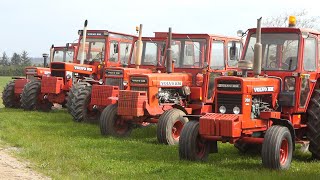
<box><xmin>237</xmin><ymin>30</ymin><xmax>244</xmax><ymax>37</ymax></box>
<box><xmin>229</xmin><ymin>42</ymin><xmax>239</xmax><ymax>60</ymax></box>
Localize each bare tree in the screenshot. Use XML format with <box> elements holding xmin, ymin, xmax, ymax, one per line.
<box><xmin>263</xmin><ymin>10</ymin><xmax>319</xmax><ymax>29</ymax></box>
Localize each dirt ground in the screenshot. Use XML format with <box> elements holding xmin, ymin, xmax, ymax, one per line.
<box><xmin>0</xmin><ymin>146</ymin><xmax>50</xmax><ymax>180</ymax></box>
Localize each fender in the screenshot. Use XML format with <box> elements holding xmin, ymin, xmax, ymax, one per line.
<box><xmin>270</xmin><ymin>118</ymin><xmax>296</xmax><ymax>151</ymax></box>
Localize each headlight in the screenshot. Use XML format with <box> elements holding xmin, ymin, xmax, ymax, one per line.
<box><xmin>123</xmin><ymin>81</ymin><xmax>128</xmax><ymax>86</ymax></box>
<box><xmin>98</xmin><ymin>79</ymin><xmax>103</xmax><ymax>85</ymax></box>
<box><xmin>219</xmin><ymin>106</ymin><xmax>226</xmax><ymax>114</ymax></box>
<box><xmin>233</xmin><ymin>106</ymin><xmax>240</xmax><ymax>114</ymax></box>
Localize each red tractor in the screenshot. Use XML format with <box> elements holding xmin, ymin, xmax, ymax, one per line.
<box><xmin>1</xmin><ymin>44</ymin><xmax>76</xmax><ymax>108</ymax></box>
<box><xmin>179</xmin><ymin>17</ymin><xmax>320</xmax><ymax>170</ymax></box>
<box><xmin>100</xmin><ymin>28</ymin><xmax>242</xmax><ymax>145</ymax></box>
<box><xmin>69</xmin><ymin>24</ymin><xmax>169</xmax><ymax>122</ymax></box>
<box><xmin>20</xmin><ymin>20</ymin><xmax>136</xmax><ymax>111</ymax></box>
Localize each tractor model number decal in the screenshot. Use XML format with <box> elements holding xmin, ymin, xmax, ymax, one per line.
<box><xmin>217</xmin><ymin>84</ymin><xmax>241</xmax><ymax>88</ymax></box>
<box><xmin>253</xmin><ymin>86</ymin><xmax>274</xmax><ymax>93</ymax></box>
<box><xmin>131</xmin><ymin>78</ymin><xmax>147</xmax><ymax>84</ymax></box>
<box><xmin>106</xmin><ymin>70</ymin><xmax>123</xmax><ymax>76</ymax></box>
<box><xmin>74</xmin><ymin>66</ymin><xmax>93</xmax><ymax>72</ymax></box>
<box><xmin>160</xmin><ymin>81</ymin><xmax>182</xmax><ymax>87</ymax></box>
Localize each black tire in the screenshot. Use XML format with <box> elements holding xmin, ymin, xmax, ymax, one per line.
<box><xmin>70</xmin><ymin>85</ymin><xmax>99</xmax><ymax>122</ymax></box>
<box><xmin>99</xmin><ymin>104</ymin><xmax>132</xmax><ymax>137</ymax></box>
<box><xmin>2</xmin><ymin>81</ymin><xmax>21</xmax><ymax>108</ymax></box>
<box><xmin>306</xmin><ymin>89</ymin><xmax>320</xmax><ymax>159</ymax></box>
<box><xmin>20</xmin><ymin>80</ymin><xmax>52</xmax><ymax>111</ymax></box>
<box><xmin>262</xmin><ymin>125</ymin><xmax>293</xmax><ymax>170</ymax></box>
<box><xmin>157</xmin><ymin>108</ymin><xmax>188</xmax><ymax>145</ymax></box>
<box><xmin>66</xmin><ymin>82</ymin><xmax>88</xmax><ymax>113</ymax></box>
<box><xmin>179</xmin><ymin>121</ymin><xmax>210</xmax><ymax>161</ymax></box>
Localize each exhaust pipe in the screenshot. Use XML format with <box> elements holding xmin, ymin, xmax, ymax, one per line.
<box><xmin>42</xmin><ymin>53</ymin><xmax>49</xmax><ymax>67</ymax></box>
<box><xmin>166</xmin><ymin>27</ymin><xmax>172</xmax><ymax>73</ymax></box>
<box><xmin>80</xmin><ymin>20</ymin><xmax>88</xmax><ymax>65</ymax></box>
<box><xmin>49</xmin><ymin>44</ymin><xmax>54</xmax><ymax>63</ymax></box>
<box><xmin>135</xmin><ymin>24</ymin><xmax>143</xmax><ymax>69</ymax></box>
<box><xmin>253</xmin><ymin>17</ymin><xmax>262</xmax><ymax>78</ymax></box>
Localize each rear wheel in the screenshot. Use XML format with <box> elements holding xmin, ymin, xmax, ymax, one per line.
<box><xmin>2</xmin><ymin>81</ymin><xmax>20</xmax><ymax>108</ymax></box>
<box><xmin>262</xmin><ymin>125</ymin><xmax>293</xmax><ymax>170</ymax></box>
<box><xmin>70</xmin><ymin>85</ymin><xmax>99</xmax><ymax>122</ymax></box>
<box><xmin>99</xmin><ymin>104</ymin><xmax>132</xmax><ymax>137</ymax></box>
<box><xmin>20</xmin><ymin>80</ymin><xmax>52</xmax><ymax>111</ymax></box>
<box><xmin>179</xmin><ymin>121</ymin><xmax>210</xmax><ymax>161</ymax></box>
<box><xmin>306</xmin><ymin>89</ymin><xmax>320</xmax><ymax>159</ymax></box>
<box><xmin>157</xmin><ymin>108</ymin><xmax>188</xmax><ymax>145</ymax></box>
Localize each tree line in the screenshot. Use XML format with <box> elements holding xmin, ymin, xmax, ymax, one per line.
<box><xmin>0</xmin><ymin>51</ymin><xmax>40</xmax><ymax>76</ymax></box>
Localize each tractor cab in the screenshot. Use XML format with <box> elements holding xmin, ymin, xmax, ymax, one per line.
<box><xmin>51</xmin><ymin>43</ymin><xmax>77</xmax><ymax>63</ymax></box>
<box><xmin>242</xmin><ymin>27</ymin><xmax>319</xmax><ymax>114</ymax></box>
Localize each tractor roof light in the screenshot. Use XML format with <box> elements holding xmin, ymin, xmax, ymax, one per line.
<box><xmin>288</xmin><ymin>16</ymin><xmax>296</xmax><ymax>27</ymax></box>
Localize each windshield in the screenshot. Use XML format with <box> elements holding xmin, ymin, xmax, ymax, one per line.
<box><xmin>244</xmin><ymin>33</ymin><xmax>299</xmax><ymax>71</ymax></box>
<box><xmin>131</xmin><ymin>40</ymin><xmax>166</xmax><ymax>66</ymax></box>
<box><xmin>53</xmin><ymin>49</ymin><xmax>74</xmax><ymax>62</ymax></box>
<box><xmin>77</xmin><ymin>38</ymin><xmax>105</xmax><ymax>63</ymax></box>
<box><xmin>171</xmin><ymin>38</ymin><xmax>207</xmax><ymax>68</ymax></box>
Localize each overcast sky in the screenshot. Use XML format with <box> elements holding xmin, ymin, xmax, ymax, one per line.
<box><xmin>0</xmin><ymin>0</ymin><xmax>318</xmax><ymax>57</ymax></box>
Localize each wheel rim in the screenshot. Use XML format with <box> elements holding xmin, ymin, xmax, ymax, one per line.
<box><xmin>279</xmin><ymin>139</ymin><xmax>289</xmax><ymax>165</ymax></box>
<box><xmin>172</xmin><ymin>120</ymin><xmax>184</xmax><ymax>140</ymax></box>
<box><xmin>196</xmin><ymin>136</ymin><xmax>206</xmax><ymax>157</ymax></box>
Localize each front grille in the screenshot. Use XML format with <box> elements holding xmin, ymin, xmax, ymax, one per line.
<box><xmin>51</xmin><ymin>70</ymin><xmax>65</xmax><ymax>78</ymax></box>
<box><xmin>217</xmin><ymin>94</ymin><xmax>242</xmax><ymax>114</ymax></box>
<box><xmin>51</xmin><ymin>63</ymin><xmax>65</xmax><ymax>69</ymax></box>
<box><xmin>131</xmin><ymin>86</ymin><xmax>148</xmax><ymax>93</ymax></box>
<box><xmin>106</xmin><ymin>78</ymin><xmax>124</xmax><ymax>89</ymax></box>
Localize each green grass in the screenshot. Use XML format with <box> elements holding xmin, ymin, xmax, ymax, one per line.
<box><xmin>0</xmin><ymin>76</ymin><xmax>319</xmax><ymax>179</ymax></box>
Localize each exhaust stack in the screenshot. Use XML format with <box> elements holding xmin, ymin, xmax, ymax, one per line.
<box><xmin>49</xmin><ymin>44</ymin><xmax>54</xmax><ymax>63</ymax></box>
<box><xmin>166</xmin><ymin>27</ymin><xmax>172</xmax><ymax>73</ymax></box>
<box><xmin>80</xmin><ymin>20</ymin><xmax>88</xmax><ymax>65</ymax></box>
<box><xmin>42</xmin><ymin>53</ymin><xmax>49</xmax><ymax>67</ymax></box>
<box><xmin>135</xmin><ymin>24</ymin><xmax>143</xmax><ymax>69</ymax></box>
<box><xmin>253</xmin><ymin>17</ymin><xmax>262</xmax><ymax>78</ymax></box>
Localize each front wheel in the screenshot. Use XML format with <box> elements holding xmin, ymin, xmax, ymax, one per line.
<box><xmin>157</xmin><ymin>108</ymin><xmax>188</xmax><ymax>145</ymax></box>
<box><xmin>99</xmin><ymin>104</ymin><xmax>132</xmax><ymax>137</ymax></box>
<box><xmin>179</xmin><ymin>121</ymin><xmax>210</xmax><ymax>161</ymax></box>
<box><xmin>262</xmin><ymin>125</ymin><xmax>293</xmax><ymax>170</ymax></box>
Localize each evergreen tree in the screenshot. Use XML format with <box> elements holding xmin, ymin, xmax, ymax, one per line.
<box><xmin>11</xmin><ymin>52</ymin><xmax>21</xmax><ymax>65</ymax></box>
<box><xmin>21</xmin><ymin>51</ymin><xmax>31</xmax><ymax>66</ymax></box>
<box><xmin>1</xmin><ymin>52</ymin><xmax>9</xmax><ymax>66</ymax></box>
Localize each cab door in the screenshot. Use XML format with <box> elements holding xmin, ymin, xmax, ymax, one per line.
<box><xmin>297</xmin><ymin>35</ymin><xmax>318</xmax><ymax>112</ymax></box>
<box><xmin>205</xmin><ymin>39</ymin><xmax>225</xmax><ymax>103</ymax></box>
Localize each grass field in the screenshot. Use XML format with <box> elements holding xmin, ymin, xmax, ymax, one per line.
<box><xmin>0</xmin><ymin>76</ymin><xmax>319</xmax><ymax>179</ymax></box>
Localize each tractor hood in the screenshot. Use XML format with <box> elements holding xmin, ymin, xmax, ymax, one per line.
<box><xmin>50</xmin><ymin>62</ymin><xmax>97</xmax><ymax>75</ymax></box>
<box><xmin>105</xmin><ymin>67</ymin><xmax>152</xmax><ymax>79</ymax></box>
<box><xmin>215</xmin><ymin>76</ymin><xmax>280</xmax><ymax>95</ymax></box>
<box><xmin>25</xmin><ymin>67</ymin><xmax>50</xmax><ymax>76</ymax></box>
<box><xmin>129</xmin><ymin>72</ymin><xmax>193</xmax><ymax>87</ymax></box>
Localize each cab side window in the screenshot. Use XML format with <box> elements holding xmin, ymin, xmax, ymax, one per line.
<box><xmin>227</xmin><ymin>41</ymin><xmax>241</xmax><ymax>67</ymax></box>
<box><xmin>120</xmin><ymin>42</ymin><xmax>132</xmax><ymax>64</ymax></box>
<box><xmin>303</xmin><ymin>37</ymin><xmax>316</xmax><ymax>71</ymax></box>
<box><xmin>210</xmin><ymin>41</ymin><xmax>225</xmax><ymax>70</ymax></box>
